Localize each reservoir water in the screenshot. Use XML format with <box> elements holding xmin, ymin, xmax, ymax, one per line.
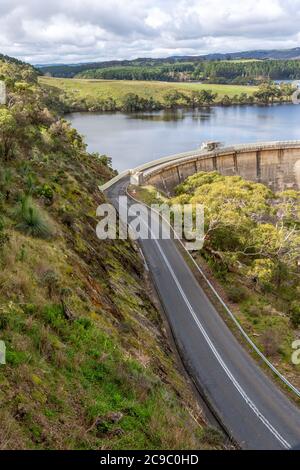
<box><xmin>68</xmin><ymin>104</ymin><xmax>300</xmax><ymax>171</ymax></box>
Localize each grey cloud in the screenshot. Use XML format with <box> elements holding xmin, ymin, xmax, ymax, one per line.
<box><xmin>0</xmin><ymin>0</ymin><xmax>300</xmax><ymax>64</ymax></box>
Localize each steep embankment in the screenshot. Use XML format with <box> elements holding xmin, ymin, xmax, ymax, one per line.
<box><xmin>0</xmin><ymin>58</ymin><xmax>222</xmax><ymax>449</ymax></box>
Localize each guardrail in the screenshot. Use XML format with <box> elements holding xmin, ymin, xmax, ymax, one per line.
<box><xmin>125</xmin><ymin>186</ymin><xmax>300</xmax><ymax>399</ymax></box>
<box><xmin>99</xmin><ymin>169</ymin><xmax>131</xmax><ymax>192</ymax></box>
<box><xmin>99</xmin><ymin>143</ymin><xmax>300</xmax><ymax>398</ymax></box>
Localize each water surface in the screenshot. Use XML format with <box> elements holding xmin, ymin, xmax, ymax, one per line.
<box><xmin>68</xmin><ymin>104</ymin><xmax>300</xmax><ymax>171</ymax></box>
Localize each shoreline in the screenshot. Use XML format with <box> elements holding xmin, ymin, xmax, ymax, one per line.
<box><xmin>64</xmin><ymin>100</ymin><xmax>294</xmax><ymax>116</ymax></box>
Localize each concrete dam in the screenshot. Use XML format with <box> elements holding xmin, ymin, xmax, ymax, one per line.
<box><xmin>131</xmin><ymin>141</ymin><xmax>300</xmax><ymax>194</ymax></box>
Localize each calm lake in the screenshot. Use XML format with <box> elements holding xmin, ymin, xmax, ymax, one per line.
<box><xmin>68</xmin><ymin>104</ymin><xmax>300</xmax><ymax>171</ymax></box>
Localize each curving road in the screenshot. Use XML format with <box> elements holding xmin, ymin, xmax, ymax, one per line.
<box><xmin>105</xmin><ymin>176</ymin><xmax>300</xmax><ymax>450</ymax></box>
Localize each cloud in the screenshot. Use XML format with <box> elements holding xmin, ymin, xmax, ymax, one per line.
<box><xmin>0</xmin><ymin>0</ymin><xmax>300</xmax><ymax>64</ymax></box>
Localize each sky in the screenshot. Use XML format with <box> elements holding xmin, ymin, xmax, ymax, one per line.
<box><xmin>1</xmin><ymin>0</ymin><xmax>300</xmax><ymax>64</ymax></box>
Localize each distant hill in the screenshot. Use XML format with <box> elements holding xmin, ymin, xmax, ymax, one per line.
<box><xmin>37</xmin><ymin>47</ymin><xmax>300</xmax><ymax>78</ymax></box>
<box><xmin>201</xmin><ymin>47</ymin><xmax>300</xmax><ymax>60</ymax></box>
<box><xmin>0</xmin><ymin>52</ymin><xmax>28</xmax><ymax>66</ymax></box>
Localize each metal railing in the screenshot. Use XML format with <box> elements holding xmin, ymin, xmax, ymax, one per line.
<box><xmin>99</xmin><ymin>142</ymin><xmax>300</xmax><ymax>398</ymax></box>
<box><xmin>125</xmin><ymin>187</ymin><xmax>300</xmax><ymax>399</ymax></box>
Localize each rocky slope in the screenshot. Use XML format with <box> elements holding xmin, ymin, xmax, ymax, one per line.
<box><xmin>0</xmin><ymin>56</ymin><xmax>222</xmax><ymax>449</ymax></box>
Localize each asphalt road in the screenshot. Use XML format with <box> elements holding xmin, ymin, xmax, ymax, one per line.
<box><xmin>106</xmin><ymin>176</ymin><xmax>300</xmax><ymax>450</ymax></box>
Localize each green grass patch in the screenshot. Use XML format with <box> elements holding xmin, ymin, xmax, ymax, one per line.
<box><xmin>40</xmin><ymin>76</ymin><xmax>257</xmax><ymax>106</ymax></box>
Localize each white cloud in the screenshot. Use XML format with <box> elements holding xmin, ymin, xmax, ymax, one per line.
<box><xmin>145</xmin><ymin>7</ymin><xmax>170</xmax><ymax>29</ymax></box>
<box><xmin>0</xmin><ymin>0</ymin><xmax>299</xmax><ymax>64</ymax></box>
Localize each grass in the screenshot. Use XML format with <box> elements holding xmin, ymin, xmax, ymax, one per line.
<box><xmin>14</xmin><ymin>197</ymin><xmax>55</xmax><ymax>239</ymax></box>
<box><xmin>0</xmin><ymin>216</ymin><xmax>220</xmax><ymax>450</ymax></box>
<box><xmin>40</xmin><ymin>76</ymin><xmax>257</xmax><ymax>106</ymax></box>
<box><xmin>0</xmin><ymin>162</ymin><xmax>221</xmax><ymax>449</ymax></box>
<box><xmin>0</xmin><ymin>57</ymin><xmax>225</xmax><ymax>450</ymax></box>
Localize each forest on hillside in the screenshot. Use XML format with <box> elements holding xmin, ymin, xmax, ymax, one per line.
<box><xmin>41</xmin><ymin>59</ymin><xmax>300</xmax><ymax>84</ymax></box>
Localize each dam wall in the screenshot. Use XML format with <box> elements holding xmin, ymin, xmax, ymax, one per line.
<box><xmin>139</xmin><ymin>141</ymin><xmax>300</xmax><ymax>194</ymax></box>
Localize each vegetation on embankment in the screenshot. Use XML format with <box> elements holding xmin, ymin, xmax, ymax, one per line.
<box><xmin>0</xmin><ymin>57</ymin><xmax>224</xmax><ymax>449</ymax></box>
<box><xmin>40</xmin><ymin>76</ymin><xmax>258</xmax><ymax>112</ymax></box>
<box><xmin>40</xmin><ymin>77</ymin><xmax>296</xmax><ymax>113</ymax></box>
<box><xmin>131</xmin><ymin>176</ymin><xmax>300</xmax><ymax>390</ymax></box>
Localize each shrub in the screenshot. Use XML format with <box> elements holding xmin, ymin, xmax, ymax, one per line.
<box><xmin>21</xmin><ymin>303</ymin><xmax>37</xmax><ymax>316</ymax></box>
<box><xmin>260</xmin><ymin>329</ymin><xmax>280</xmax><ymax>357</ymax></box>
<box><xmin>60</xmin><ymin>212</ymin><xmax>75</xmax><ymax>228</ymax></box>
<box><xmin>243</xmin><ymin>304</ymin><xmax>260</xmax><ymax>318</ymax></box>
<box><xmin>199</xmin><ymin>426</ymin><xmax>224</xmax><ymax>446</ymax></box>
<box><xmin>37</xmin><ymin>184</ymin><xmax>54</xmax><ymax>204</ymax></box>
<box><xmin>6</xmin><ymin>350</ymin><xmax>29</xmax><ymax>366</ymax></box>
<box><xmin>14</xmin><ymin>196</ymin><xmax>54</xmax><ymax>239</ymax></box>
<box><xmin>41</xmin><ymin>270</ymin><xmax>59</xmax><ymax>299</ymax></box>
<box><xmin>226</xmin><ymin>285</ymin><xmax>248</xmax><ymax>303</ymax></box>
<box><xmin>41</xmin><ymin>304</ymin><xmax>67</xmax><ymax>335</ymax></box>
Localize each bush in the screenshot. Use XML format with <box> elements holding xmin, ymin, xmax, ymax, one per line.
<box><xmin>37</xmin><ymin>184</ymin><xmax>54</xmax><ymax>204</ymax></box>
<box><xmin>243</xmin><ymin>304</ymin><xmax>260</xmax><ymax>318</ymax></box>
<box><xmin>41</xmin><ymin>304</ymin><xmax>67</xmax><ymax>336</ymax></box>
<box><xmin>41</xmin><ymin>270</ymin><xmax>59</xmax><ymax>299</ymax></box>
<box><xmin>199</xmin><ymin>426</ymin><xmax>224</xmax><ymax>446</ymax></box>
<box><xmin>261</xmin><ymin>329</ymin><xmax>280</xmax><ymax>357</ymax></box>
<box><xmin>226</xmin><ymin>285</ymin><xmax>248</xmax><ymax>303</ymax></box>
<box><xmin>61</xmin><ymin>212</ymin><xmax>75</xmax><ymax>228</ymax></box>
<box><xmin>14</xmin><ymin>196</ymin><xmax>54</xmax><ymax>239</ymax></box>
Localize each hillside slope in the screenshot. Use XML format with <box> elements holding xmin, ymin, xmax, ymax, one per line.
<box><xmin>37</xmin><ymin>47</ymin><xmax>300</xmax><ymax>78</ymax></box>
<box><xmin>0</xmin><ymin>57</ymin><xmax>222</xmax><ymax>449</ymax></box>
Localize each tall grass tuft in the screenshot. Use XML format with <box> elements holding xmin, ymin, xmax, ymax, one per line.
<box><xmin>14</xmin><ymin>196</ymin><xmax>54</xmax><ymax>239</ymax></box>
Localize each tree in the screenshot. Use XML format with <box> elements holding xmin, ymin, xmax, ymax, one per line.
<box><xmin>172</xmin><ymin>171</ymin><xmax>300</xmax><ymax>322</ymax></box>
<box><xmin>279</xmin><ymin>82</ymin><xmax>297</xmax><ymax>100</ymax></box>
<box><xmin>220</xmin><ymin>95</ymin><xmax>232</xmax><ymax>106</ymax></box>
<box><xmin>238</xmin><ymin>93</ymin><xmax>249</xmax><ymax>104</ymax></box>
<box><xmin>121</xmin><ymin>93</ymin><xmax>160</xmax><ymax>112</ymax></box>
<box><xmin>198</xmin><ymin>89</ymin><xmax>217</xmax><ymax>105</ymax></box>
<box><xmin>186</xmin><ymin>90</ymin><xmax>216</xmax><ymax>107</ymax></box>
<box><xmin>253</xmin><ymin>82</ymin><xmax>281</xmax><ymax>104</ymax></box>
<box><xmin>163</xmin><ymin>90</ymin><xmax>184</xmax><ymax>108</ymax></box>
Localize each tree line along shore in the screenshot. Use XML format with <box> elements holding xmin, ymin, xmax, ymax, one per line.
<box><xmin>40</xmin><ymin>77</ymin><xmax>296</xmax><ymax>113</ymax></box>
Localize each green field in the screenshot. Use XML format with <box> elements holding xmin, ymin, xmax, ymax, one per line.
<box><xmin>40</xmin><ymin>76</ymin><xmax>257</xmax><ymax>105</ymax></box>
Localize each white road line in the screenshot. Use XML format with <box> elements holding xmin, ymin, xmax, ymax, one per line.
<box><xmin>126</xmin><ymin>187</ymin><xmax>300</xmax><ymax>398</ymax></box>
<box><xmin>139</xmin><ymin>247</ymin><xmax>149</xmax><ymax>271</ymax></box>
<box><xmin>152</xmin><ymin>235</ymin><xmax>291</xmax><ymax>449</ymax></box>
<box><xmin>118</xmin><ymin>187</ymin><xmax>292</xmax><ymax>448</ymax></box>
